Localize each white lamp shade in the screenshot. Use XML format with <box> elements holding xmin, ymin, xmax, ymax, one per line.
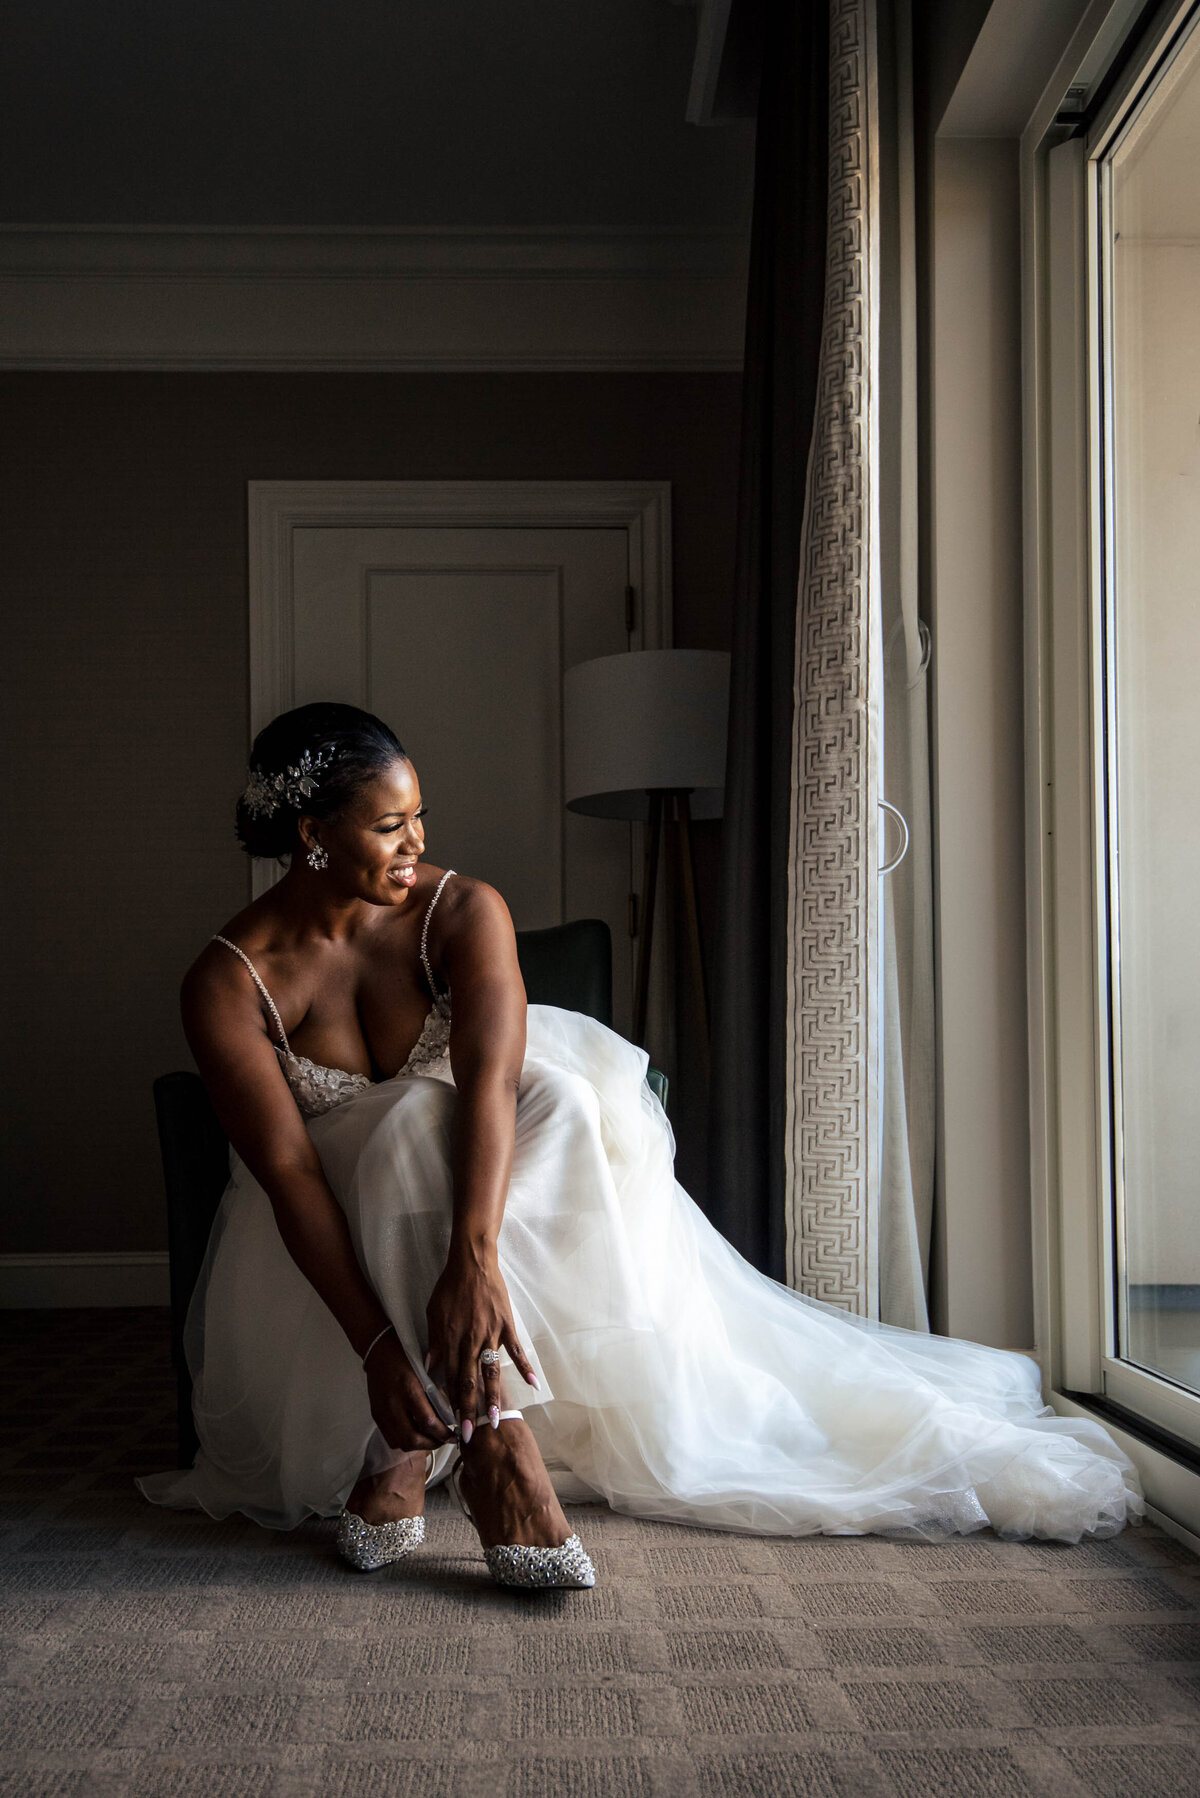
<box><xmin>564</xmin><ymin>649</ymin><xmax>731</xmax><ymax>821</ymax></box>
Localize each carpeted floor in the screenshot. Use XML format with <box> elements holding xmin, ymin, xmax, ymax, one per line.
<box><xmin>2</xmin><ymin>1310</ymin><xmax>1200</xmax><ymax>1797</ymax></box>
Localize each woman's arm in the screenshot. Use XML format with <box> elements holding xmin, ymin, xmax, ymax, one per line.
<box><xmin>423</xmin><ymin>883</ymin><xmax>539</xmax><ymax>1435</ymax></box>
<box><xmin>181</xmin><ymin>949</ymin><xmax>451</xmax><ymax>1452</ymax></box>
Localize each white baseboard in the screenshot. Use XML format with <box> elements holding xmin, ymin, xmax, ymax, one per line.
<box><xmin>0</xmin><ymin>1253</ymin><xmax>170</xmax><ymax>1309</ymax></box>
<box><xmin>1145</xmin><ymin>1502</ymin><xmax>1200</xmax><ymax>1559</ymax></box>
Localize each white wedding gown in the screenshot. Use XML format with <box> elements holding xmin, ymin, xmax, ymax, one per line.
<box><xmin>141</xmin><ymin>877</ymin><xmax>1141</xmax><ymax>1543</ymax></box>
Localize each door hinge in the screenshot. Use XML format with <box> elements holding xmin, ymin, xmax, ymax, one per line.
<box><xmin>625</xmin><ymin>585</ymin><xmax>636</xmax><ymax>636</ymax></box>
<box><xmin>628</xmin><ymin>892</ymin><xmax>639</xmax><ymax>938</ymax></box>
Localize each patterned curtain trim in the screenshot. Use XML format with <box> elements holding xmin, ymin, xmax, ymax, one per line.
<box><xmin>784</xmin><ymin>0</ymin><xmax>882</xmax><ymax>1315</ymax></box>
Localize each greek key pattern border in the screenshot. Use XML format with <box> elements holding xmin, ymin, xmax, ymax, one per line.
<box><xmin>784</xmin><ymin>0</ymin><xmax>879</xmax><ymax>1314</ymax></box>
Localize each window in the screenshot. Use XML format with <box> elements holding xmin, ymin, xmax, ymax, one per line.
<box><xmin>1039</xmin><ymin>1</ymin><xmax>1200</xmax><ymax>1485</ymax></box>
<box><xmin>1093</xmin><ymin>6</ymin><xmax>1200</xmax><ymax>1438</ymax></box>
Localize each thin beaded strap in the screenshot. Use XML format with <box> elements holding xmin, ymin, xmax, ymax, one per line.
<box><xmin>420</xmin><ymin>869</ymin><xmax>457</xmax><ymax>1002</ymax></box>
<box><xmin>212</xmin><ymin>935</ymin><xmax>291</xmax><ymax>1054</ymax></box>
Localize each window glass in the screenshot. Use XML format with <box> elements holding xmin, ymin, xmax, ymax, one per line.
<box><xmin>1106</xmin><ymin>23</ymin><xmax>1200</xmax><ymax>1392</ymax></box>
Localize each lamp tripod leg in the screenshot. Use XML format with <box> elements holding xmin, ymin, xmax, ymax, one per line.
<box><xmin>633</xmin><ymin>791</ymin><xmax>663</xmax><ymax>1049</ymax></box>
<box><xmin>676</xmin><ymin>792</ymin><xmax>710</xmax><ymax>1080</ymax></box>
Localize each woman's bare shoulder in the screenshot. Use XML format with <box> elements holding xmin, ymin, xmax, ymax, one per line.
<box><xmin>436</xmin><ymin>873</ymin><xmax>513</xmax><ymax>930</ymax></box>
<box><xmin>429</xmin><ymin>875</ymin><xmax>517</xmax><ymax>971</ymax></box>
<box><xmin>183</xmin><ymin>938</ymin><xmax>250</xmax><ymax>1014</ymax></box>
<box><xmin>182</xmin><ymin>897</ymin><xmax>279</xmax><ymax>1001</ymax></box>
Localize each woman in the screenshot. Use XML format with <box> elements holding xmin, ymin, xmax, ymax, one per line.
<box><xmin>141</xmin><ymin>704</ymin><xmax>1141</xmax><ymax>1586</ymax></box>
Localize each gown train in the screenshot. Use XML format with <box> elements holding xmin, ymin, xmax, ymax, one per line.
<box><xmin>140</xmin><ymin>1005</ymin><xmax>1141</xmax><ymax>1542</ymax></box>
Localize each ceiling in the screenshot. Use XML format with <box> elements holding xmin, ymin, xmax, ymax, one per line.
<box><xmin>0</xmin><ymin>0</ymin><xmax>754</xmax><ymax>233</ymax></box>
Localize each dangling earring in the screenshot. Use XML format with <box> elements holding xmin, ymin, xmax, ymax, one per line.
<box><xmin>307</xmin><ymin>843</ymin><xmax>329</xmax><ymax>871</ymax></box>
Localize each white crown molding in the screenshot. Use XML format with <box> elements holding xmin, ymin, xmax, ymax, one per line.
<box><xmin>0</xmin><ymin>226</ymin><xmax>749</xmax><ymax>371</ymax></box>
<box><xmin>0</xmin><ymin>1252</ymin><xmax>169</xmax><ymax>1308</ymax></box>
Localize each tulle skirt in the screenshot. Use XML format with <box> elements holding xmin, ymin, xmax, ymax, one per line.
<box><xmin>139</xmin><ymin>1006</ymin><xmax>1142</xmax><ymax>1541</ymax></box>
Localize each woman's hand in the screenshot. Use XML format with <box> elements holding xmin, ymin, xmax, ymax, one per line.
<box><xmin>425</xmin><ymin>1248</ymin><xmax>538</xmax><ymax>1439</ymax></box>
<box><xmin>364</xmin><ymin>1332</ymin><xmax>454</xmax><ymax>1454</ymax></box>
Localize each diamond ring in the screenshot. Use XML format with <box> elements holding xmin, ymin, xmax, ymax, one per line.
<box><xmin>479</xmin><ymin>1348</ymin><xmax>502</xmax><ymax>1366</ymax></box>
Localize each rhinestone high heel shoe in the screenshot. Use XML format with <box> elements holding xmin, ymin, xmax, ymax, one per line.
<box><xmin>336</xmin><ymin>1453</ymin><xmax>432</xmax><ymax>1572</ymax></box>
<box><xmin>451</xmin><ymin>1409</ymin><xmax>596</xmax><ymax>1591</ymax></box>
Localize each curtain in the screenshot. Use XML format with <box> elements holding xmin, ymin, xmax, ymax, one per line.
<box><xmin>783</xmin><ymin>0</ymin><xmax>882</xmax><ymax>1312</ymax></box>
<box><xmin>712</xmin><ymin>0</ymin><xmax>933</xmax><ymax>1323</ymax></box>
<box><xmin>877</xmin><ymin>0</ymin><xmax>934</xmax><ymax>1329</ymax></box>
<box><xmin>707</xmin><ymin>0</ymin><xmax>831</xmax><ymax>1280</ymax></box>
<box><xmin>782</xmin><ymin>0</ymin><xmax>933</xmax><ymax>1324</ymax></box>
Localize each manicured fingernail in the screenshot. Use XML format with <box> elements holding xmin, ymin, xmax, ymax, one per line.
<box><xmin>461</xmin><ymin>1417</ymin><xmax>473</xmax><ymax>1444</ymax></box>
<box><xmin>489</xmin><ymin>1405</ymin><xmax>500</xmax><ymax>1430</ymax></box>
<box><xmin>528</xmin><ymin>1373</ymin><xmax>540</xmax><ymax>1390</ymax></box>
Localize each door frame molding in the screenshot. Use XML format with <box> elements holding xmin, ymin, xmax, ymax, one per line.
<box><xmin>248</xmin><ymin>479</ymin><xmax>673</xmax><ymax>740</ymax></box>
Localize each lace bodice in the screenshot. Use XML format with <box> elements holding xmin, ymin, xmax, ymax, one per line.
<box><xmin>213</xmin><ymin>870</ymin><xmax>455</xmax><ymax>1119</ymax></box>
<box><xmin>274</xmin><ymin>1050</ymin><xmax>373</xmax><ymax>1117</ymax></box>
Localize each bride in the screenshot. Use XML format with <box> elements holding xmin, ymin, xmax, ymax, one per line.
<box><xmin>140</xmin><ymin>702</ymin><xmax>1141</xmax><ymax>1588</ymax></box>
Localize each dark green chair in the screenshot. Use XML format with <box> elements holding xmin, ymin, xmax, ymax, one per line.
<box><xmin>154</xmin><ymin>918</ymin><xmax>666</xmax><ymax>1461</ymax></box>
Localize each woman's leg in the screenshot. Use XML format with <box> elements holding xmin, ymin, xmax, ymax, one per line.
<box><xmin>450</xmin><ymin>1064</ymin><xmax>604</xmax><ymax>1548</ymax></box>
<box><xmin>348</xmin><ymin>1419</ymin><xmax>571</xmax><ymax>1546</ymax></box>
<box><xmin>347</xmin><ymin>1448</ymin><xmax>429</xmax><ymax>1524</ymax></box>
<box><xmin>457</xmin><ymin>1417</ymin><xmax>572</xmax><ymax>1548</ymax></box>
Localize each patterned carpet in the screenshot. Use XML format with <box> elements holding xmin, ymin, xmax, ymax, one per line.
<box><xmin>2</xmin><ymin>1310</ymin><xmax>1200</xmax><ymax>1797</ymax></box>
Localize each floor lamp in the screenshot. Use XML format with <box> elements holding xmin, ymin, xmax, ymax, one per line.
<box><xmin>564</xmin><ymin>650</ymin><xmax>730</xmax><ymax>1065</ymax></box>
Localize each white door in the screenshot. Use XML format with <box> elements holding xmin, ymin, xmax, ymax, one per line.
<box><xmin>286</xmin><ymin>524</ymin><xmax>635</xmax><ymax>1030</ymax></box>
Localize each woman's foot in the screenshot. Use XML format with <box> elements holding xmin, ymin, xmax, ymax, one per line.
<box><xmin>337</xmin><ymin>1448</ymin><xmax>431</xmax><ymax>1572</ymax></box>
<box><xmin>456</xmin><ymin>1415</ymin><xmax>596</xmax><ymax>1590</ymax></box>
<box><xmin>347</xmin><ymin>1448</ymin><xmax>429</xmax><ymax>1526</ymax></box>
<box><xmin>457</xmin><ymin>1416</ymin><xmax>570</xmax><ymax>1549</ymax></box>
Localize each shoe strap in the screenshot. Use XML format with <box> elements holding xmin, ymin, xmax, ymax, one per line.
<box><xmin>450</xmin><ymin>1455</ymin><xmax>470</xmax><ymax>1522</ymax></box>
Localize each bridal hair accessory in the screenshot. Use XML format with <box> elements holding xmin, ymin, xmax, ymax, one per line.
<box><xmin>361</xmin><ymin>1322</ymin><xmax>396</xmax><ymax>1368</ymax></box>
<box><xmin>241</xmin><ymin>746</ymin><xmax>334</xmax><ymax>820</ymax></box>
<box><xmin>479</xmin><ymin>1349</ymin><xmax>502</xmax><ymax>1366</ymax></box>
<box><xmin>307</xmin><ymin>843</ymin><xmax>329</xmax><ymax>871</ymax></box>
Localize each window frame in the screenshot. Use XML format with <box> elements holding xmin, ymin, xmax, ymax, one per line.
<box><xmin>1026</xmin><ymin>0</ymin><xmax>1200</xmax><ymax>1529</ymax></box>
<box><xmin>1088</xmin><ymin>1</ymin><xmax>1200</xmax><ymax>1439</ymax></box>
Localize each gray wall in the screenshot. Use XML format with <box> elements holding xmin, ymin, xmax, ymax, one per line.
<box><xmin>925</xmin><ymin>140</ymin><xmax>1031</xmax><ymax>1350</ymax></box>
<box><xmin>913</xmin><ymin>0</ymin><xmax>1038</xmax><ymax>1349</ymax></box>
<box><xmin>0</xmin><ymin>371</ymin><xmax>741</xmax><ymax>1255</ymax></box>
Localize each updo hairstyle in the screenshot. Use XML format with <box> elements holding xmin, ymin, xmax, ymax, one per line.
<box><xmin>235</xmin><ymin>702</ymin><xmax>407</xmax><ymax>859</ymax></box>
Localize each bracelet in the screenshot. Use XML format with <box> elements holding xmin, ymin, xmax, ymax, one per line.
<box><xmin>361</xmin><ymin>1322</ymin><xmax>395</xmax><ymax>1369</ymax></box>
